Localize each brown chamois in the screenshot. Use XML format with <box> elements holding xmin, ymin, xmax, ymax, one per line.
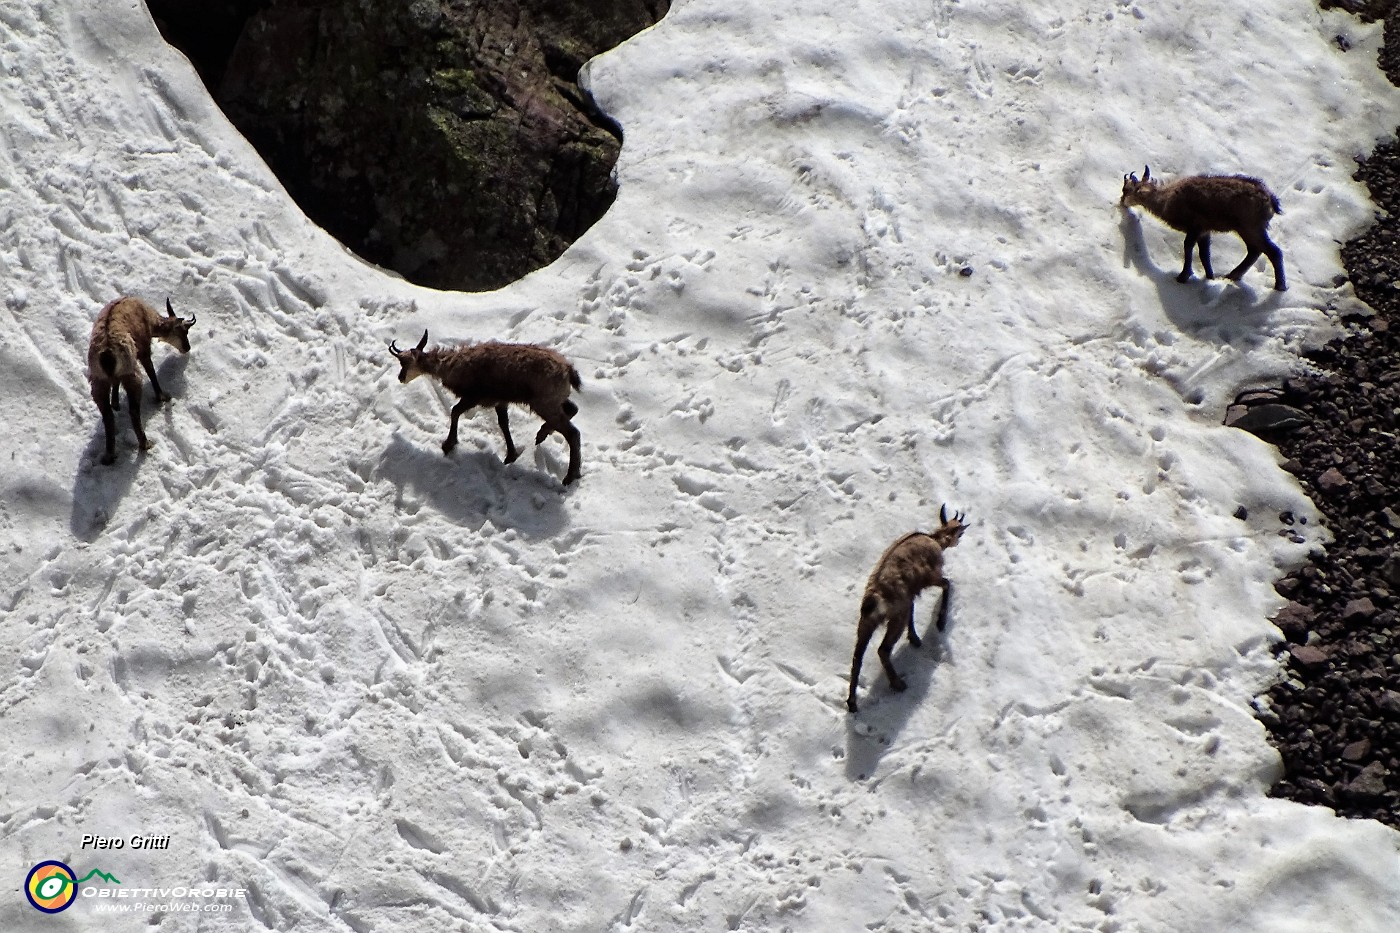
<box><xmin>1120</xmin><ymin>165</ymin><xmax>1286</xmax><ymax>291</ymax></box>
<box><xmin>389</xmin><ymin>330</ymin><xmax>583</xmax><ymax>485</ymax></box>
<box><xmin>847</xmin><ymin>505</ymin><xmax>967</xmax><ymax>713</ymax></box>
<box><xmin>87</xmin><ymin>297</ymin><xmax>197</xmax><ymax>465</ymax></box>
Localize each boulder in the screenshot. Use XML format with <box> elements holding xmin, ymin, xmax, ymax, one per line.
<box><xmin>148</xmin><ymin>0</ymin><xmax>670</xmax><ymax>291</ymax></box>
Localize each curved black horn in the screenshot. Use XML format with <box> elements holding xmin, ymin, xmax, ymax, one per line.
<box><xmin>166</xmin><ymin>297</ymin><xmax>176</xmax><ymax>318</ymax></box>
<box><xmin>1142</xmin><ymin>164</ymin><xmax>1150</xmax><ymax>182</ymax></box>
<box><xmin>186</xmin><ymin>313</ymin><xmax>197</xmax><ymax>326</ymax></box>
<box><xmin>388</xmin><ymin>339</ymin><xmax>402</xmax><ymax>357</ymax></box>
<box><xmin>416</xmin><ymin>329</ymin><xmax>429</xmax><ymax>352</ymax></box>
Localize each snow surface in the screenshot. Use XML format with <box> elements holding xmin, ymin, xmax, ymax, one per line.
<box><xmin>3</xmin><ymin>0</ymin><xmax>1400</xmax><ymax>929</ymax></box>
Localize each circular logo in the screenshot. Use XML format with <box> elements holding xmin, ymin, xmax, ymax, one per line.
<box><xmin>25</xmin><ymin>861</ymin><xmax>77</xmax><ymax>913</ymax></box>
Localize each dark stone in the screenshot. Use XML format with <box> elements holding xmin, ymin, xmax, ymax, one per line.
<box><xmin>1343</xmin><ymin>762</ymin><xmax>1390</xmax><ymax>803</ymax></box>
<box><xmin>1317</xmin><ymin>467</ymin><xmax>1350</xmax><ymax>491</ymax></box>
<box><xmin>1233</xmin><ymin>505</ymin><xmax>1249</xmax><ymax>520</ymax></box>
<box><xmin>1342</xmin><ymin>738</ymin><xmax>1372</xmax><ymax>761</ymax></box>
<box><xmin>147</xmin><ymin>0</ymin><xmax>670</xmax><ymax>292</ymax></box>
<box><xmin>1383</xmin><ymin>552</ymin><xmax>1400</xmax><ymax>587</ymax></box>
<box><xmin>1343</xmin><ymin>597</ymin><xmax>1378</xmax><ymax>621</ymax></box>
<box><xmin>1288</xmin><ymin>645</ymin><xmax>1330</xmax><ymax>668</ymax></box>
<box><xmin>1225</xmin><ymin>403</ymin><xmax>1309</xmax><ymax>434</ymax></box>
<box><xmin>1273</xmin><ymin>601</ymin><xmax>1316</xmax><ymax>640</ymax></box>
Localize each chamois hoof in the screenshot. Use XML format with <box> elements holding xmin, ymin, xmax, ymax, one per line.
<box><xmin>889</xmin><ymin>675</ymin><xmax>907</xmax><ymax>693</ymax></box>
<box><xmin>100</xmin><ymin>452</ymin><xmax>116</xmax><ymax>466</ymax></box>
<box><xmin>503</xmin><ymin>450</ymin><xmax>521</xmax><ymax>465</ymax></box>
<box><xmin>441</xmin><ymin>439</ymin><xmax>457</xmax><ymax>456</ymax></box>
<box><xmin>138</xmin><ymin>440</ymin><xmax>153</xmax><ymax>453</ymax></box>
<box><xmin>563</xmin><ymin>472</ymin><xmax>580</xmax><ymax>486</ymax></box>
<box><xmin>1176</xmin><ymin>271</ymin><xmax>1193</xmax><ymax>284</ymax></box>
<box><xmin>908</xmin><ymin>632</ymin><xmax>923</xmax><ymax>648</ymax></box>
<box><xmin>1274</xmin><ymin>283</ymin><xmax>1288</xmax><ymax>292</ymax></box>
<box><xmin>846</xmin><ymin>697</ymin><xmax>858</xmax><ymax>713</ymax></box>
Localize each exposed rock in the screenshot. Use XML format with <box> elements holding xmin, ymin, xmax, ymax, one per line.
<box><xmin>1341</xmin><ymin>738</ymin><xmax>1371</xmax><ymax>761</ymax></box>
<box><xmin>1317</xmin><ymin>467</ymin><xmax>1350</xmax><ymax>492</ymax></box>
<box><xmin>1287</xmin><ymin>645</ymin><xmax>1330</xmax><ymax>669</ymax></box>
<box><xmin>147</xmin><ymin>0</ymin><xmax>670</xmax><ymax>291</ymax></box>
<box><xmin>1261</xmin><ymin>0</ymin><xmax>1400</xmax><ymax>829</ymax></box>
<box><xmin>1342</xmin><ymin>761</ymin><xmax>1391</xmax><ymax>803</ymax></box>
<box><xmin>1272</xmin><ymin>601</ymin><xmax>1316</xmax><ymax>641</ymax></box>
<box><xmin>1224</xmin><ymin>402</ymin><xmax>1308</xmax><ymax>435</ymax></box>
<box><xmin>1384</xmin><ymin>551</ymin><xmax>1400</xmax><ymax>587</ymax></box>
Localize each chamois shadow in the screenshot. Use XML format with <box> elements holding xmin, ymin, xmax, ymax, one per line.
<box><xmin>1118</xmin><ymin>210</ymin><xmax>1285</xmax><ymax>345</ymax></box>
<box><xmin>70</xmin><ymin>434</ymin><xmax>141</xmax><ymax>541</ymax></box>
<box><xmin>68</xmin><ymin>356</ymin><xmax>190</xmax><ymax>541</ymax></box>
<box><xmin>376</xmin><ymin>432</ymin><xmax>569</xmax><ymax>538</ymax></box>
<box><xmin>843</xmin><ymin>605</ymin><xmax>956</xmax><ymax>783</ymax></box>
<box><xmin>153</xmin><ymin>352</ymin><xmax>191</xmax><ymax>398</ymax></box>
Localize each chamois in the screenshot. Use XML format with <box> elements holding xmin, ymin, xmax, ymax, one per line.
<box><xmin>87</xmin><ymin>297</ymin><xmax>197</xmax><ymax>465</ymax></box>
<box><xmin>1120</xmin><ymin>165</ymin><xmax>1286</xmax><ymax>291</ymax></box>
<box><xmin>389</xmin><ymin>330</ymin><xmax>583</xmax><ymax>485</ymax></box>
<box><xmin>847</xmin><ymin>506</ymin><xmax>967</xmax><ymax>713</ymax></box>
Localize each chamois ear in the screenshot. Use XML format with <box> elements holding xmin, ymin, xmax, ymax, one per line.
<box><xmin>416</xmin><ymin>330</ymin><xmax>429</xmax><ymax>353</ymax></box>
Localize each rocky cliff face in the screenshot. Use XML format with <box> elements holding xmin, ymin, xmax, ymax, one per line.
<box><xmin>147</xmin><ymin>0</ymin><xmax>668</xmax><ymax>291</ymax></box>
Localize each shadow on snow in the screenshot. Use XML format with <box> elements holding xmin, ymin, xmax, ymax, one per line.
<box><xmin>376</xmin><ymin>431</ymin><xmax>570</xmax><ymax>538</ymax></box>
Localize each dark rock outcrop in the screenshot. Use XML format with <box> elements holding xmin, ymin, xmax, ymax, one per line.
<box><xmin>147</xmin><ymin>0</ymin><xmax>668</xmax><ymax>291</ymax></box>
<box><xmin>1255</xmin><ymin>1</ymin><xmax>1400</xmax><ymax>828</ymax></box>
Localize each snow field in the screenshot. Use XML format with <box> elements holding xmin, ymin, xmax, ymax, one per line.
<box><xmin>2</xmin><ymin>0</ymin><xmax>1400</xmax><ymax>931</ymax></box>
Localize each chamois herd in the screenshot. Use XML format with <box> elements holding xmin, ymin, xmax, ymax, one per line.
<box><xmin>85</xmin><ymin>166</ymin><xmax>1286</xmax><ymax>712</ymax></box>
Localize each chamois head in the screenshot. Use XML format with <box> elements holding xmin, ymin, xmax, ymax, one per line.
<box><xmin>155</xmin><ymin>298</ymin><xmax>197</xmax><ymax>353</ymax></box>
<box><xmin>388</xmin><ymin>330</ymin><xmax>430</xmax><ymax>383</ymax></box>
<box><xmin>937</xmin><ymin>504</ymin><xmax>968</xmax><ymax>548</ymax></box>
<box><xmin>1119</xmin><ymin>165</ymin><xmax>1158</xmax><ymax>208</ymax></box>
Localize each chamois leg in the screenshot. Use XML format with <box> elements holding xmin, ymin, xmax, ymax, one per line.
<box><xmin>935</xmin><ymin>579</ymin><xmax>953</xmax><ymax>632</ymax></box>
<box><xmin>1197</xmin><ymin>234</ymin><xmax>1215</xmax><ymax>279</ymax></box>
<box><xmin>1225</xmin><ymin>234</ymin><xmax>1264</xmax><ymax>284</ymax></box>
<box><xmin>534</xmin><ymin>402</ymin><xmax>581</xmax><ymax>484</ymax></box>
<box><xmin>109</xmin><ymin>382</ymin><xmax>121</xmax><ymax>411</ymax></box>
<box><xmin>442</xmin><ymin>397</ymin><xmax>478</xmax><ymax>455</ymax></box>
<box><xmin>122</xmin><ymin>374</ymin><xmax>150</xmax><ymax>452</ymax></box>
<box><xmin>139</xmin><ymin>350</ymin><xmax>167</xmax><ymax>403</ymax></box>
<box><xmin>496</xmin><ymin>404</ymin><xmax>520</xmax><ymax>464</ymax></box>
<box><xmin>1178</xmin><ymin>232</ymin><xmax>1199</xmax><ymax>283</ymax></box>
<box><xmin>558</xmin><ymin>419</ymin><xmax>582</xmax><ymax>485</ymax></box>
<box><xmin>533</xmin><ymin>400</ymin><xmax>577</xmax><ymax>446</ymax></box>
<box><xmin>906</xmin><ymin>601</ymin><xmax>922</xmax><ymax>648</ymax></box>
<box><xmin>93</xmin><ymin>383</ymin><xmax>118</xmax><ymax>465</ymax></box>
<box><xmin>877</xmin><ymin>613</ymin><xmax>908</xmax><ymax>693</ymax></box>
<box><xmin>847</xmin><ymin>612</ymin><xmax>878</xmax><ymax>713</ymax></box>
<box><xmin>1262</xmin><ymin>237</ymin><xmax>1287</xmax><ymax>291</ymax></box>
